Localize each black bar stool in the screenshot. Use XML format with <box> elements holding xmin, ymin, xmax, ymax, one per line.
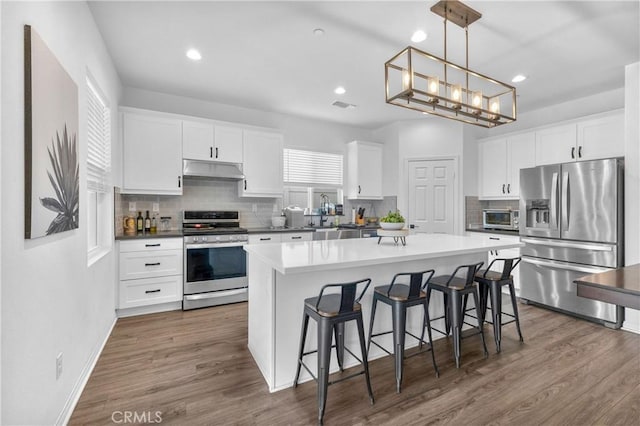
<box><xmin>367</xmin><ymin>269</ymin><xmax>439</xmax><ymax>393</ymax></box>
<box><xmin>473</xmin><ymin>257</ymin><xmax>524</xmax><ymax>352</ymax></box>
<box><xmin>293</xmin><ymin>278</ymin><xmax>374</xmax><ymax>424</ymax></box>
<box><xmin>427</xmin><ymin>262</ymin><xmax>488</xmax><ymax>368</ymax></box>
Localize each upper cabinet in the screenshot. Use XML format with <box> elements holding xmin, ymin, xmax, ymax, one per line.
<box><xmin>182</xmin><ymin>120</ymin><xmax>243</xmax><ymax>163</ymax></box>
<box><xmin>239</xmin><ymin>130</ymin><xmax>284</xmax><ymax>198</ymax></box>
<box><xmin>478</xmin><ymin>132</ymin><xmax>535</xmax><ymax>200</ymax></box>
<box><xmin>535</xmin><ymin>110</ymin><xmax>624</xmax><ymax>166</ymax></box>
<box><xmin>346</xmin><ymin>141</ymin><xmax>383</xmax><ymax>200</ymax></box>
<box><xmin>122</xmin><ymin>110</ymin><xmax>183</xmax><ymax>195</ymax></box>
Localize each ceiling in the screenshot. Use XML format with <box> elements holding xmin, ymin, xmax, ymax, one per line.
<box><xmin>88</xmin><ymin>1</ymin><xmax>640</xmax><ymax>129</ymax></box>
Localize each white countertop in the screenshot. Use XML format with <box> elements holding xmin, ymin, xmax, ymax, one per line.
<box><xmin>244</xmin><ymin>233</ymin><xmax>523</xmax><ymax>274</ymax></box>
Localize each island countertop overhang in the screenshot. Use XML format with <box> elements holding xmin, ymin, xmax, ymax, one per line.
<box><xmin>244</xmin><ymin>233</ymin><xmax>523</xmax><ymax>274</ymax></box>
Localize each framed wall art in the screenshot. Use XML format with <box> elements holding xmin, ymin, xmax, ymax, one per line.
<box><xmin>24</xmin><ymin>25</ymin><xmax>79</xmax><ymax>239</ymax></box>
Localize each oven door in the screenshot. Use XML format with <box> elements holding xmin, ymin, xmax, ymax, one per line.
<box><xmin>184</xmin><ymin>241</ymin><xmax>247</xmax><ymax>295</ymax></box>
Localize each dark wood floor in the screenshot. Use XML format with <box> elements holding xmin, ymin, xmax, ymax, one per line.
<box><xmin>70</xmin><ymin>301</ymin><xmax>640</xmax><ymax>425</ymax></box>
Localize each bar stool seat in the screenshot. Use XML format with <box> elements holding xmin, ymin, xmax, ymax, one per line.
<box><xmin>368</xmin><ymin>270</ymin><xmax>438</xmax><ymax>393</ymax></box>
<box><xmin>426</xmin><ymin>262</ymin><xmax>488</xmax><ymax>368</ymax></box>
<box><xmin>294</xmin><ymin>278</ymin><xmax>374</xmax><ymax>424</ymax></box>
<box><xmin>473</xmin><ymin>257</ymin><xmax>524</xmax><ymax>353</ymax></box>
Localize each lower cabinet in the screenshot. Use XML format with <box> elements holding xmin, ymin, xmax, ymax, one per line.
<box><xmin>118</xmin><ymin>238</ymin><xmax>183</xmax><ymax>309</ymax></box>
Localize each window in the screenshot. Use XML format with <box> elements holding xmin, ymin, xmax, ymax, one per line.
<box><xmin>283</xmin><ymin>148</ymin><xmax>343</xmax><ymax>186</ymax></box>
<box><xmin>86</xmin><ymin>74</ymin><xmax>112</xmax><ymax>264</ymax></box>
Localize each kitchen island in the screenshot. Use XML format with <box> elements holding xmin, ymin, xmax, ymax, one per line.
<box><xmin>245</xmin><ymin>233</ymin><xmax>523</xmax><ymax>392</ymax></box>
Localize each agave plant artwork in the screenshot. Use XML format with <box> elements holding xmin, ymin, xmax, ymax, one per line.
<box><xmin>39</xmin><ymin>124</ymin><xmax>79</xmax><ymax>235</ymax></box>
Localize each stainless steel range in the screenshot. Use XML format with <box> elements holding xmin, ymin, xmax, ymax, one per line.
<box><xmin>182</xmin><ymin>210</ymin><xmax>248</xmax><ymax>310</ymax></box>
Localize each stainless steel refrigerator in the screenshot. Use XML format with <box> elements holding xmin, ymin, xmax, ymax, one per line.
<box><xmin>519</xmin><ymin>158</ymin><xmax>624</xmax><ymax>328</ymax></box>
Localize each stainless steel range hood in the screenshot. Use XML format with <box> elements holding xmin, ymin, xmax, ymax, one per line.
<box><xmin>182</xmin><ymin>159</ymin><xmax>245</xmax><ymax>180</ymax></box>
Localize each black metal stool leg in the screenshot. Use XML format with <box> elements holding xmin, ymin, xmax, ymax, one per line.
<box><xmin>422</xmin><ymin>300</ymin><xmax>439</xmax><ymax>377</ymax></box>
<box><xmin>443</xmin><ymin>293</ymin><xmax>451</xmax><ymax>336</ymax></box>
<box><xmin>334</xmin><ymin>322</ymin><xmax>345</xmax><ymax>371</ymax></box>
<box><xmin>489</xmin><ymin>282</ymin><xmax>502</xmax><ymax>352</ymax></box>
<box><xmin>391</xmin><ymin>302</ymin><xmax>407</xmax><ymax>393</ymax></box>
<box><xmin>294</xmin><ymin>311</ymin><xmax>310</xmax><ymax>387</ymax></box>
<box><xmin>509</xmin><ymin>282</ymin><xmax>524</xmax><ymax>343</ymax></box>
<box><xmin>449</xmin><ymin>291</ymin><xmax>462</xmax><ymax>368</ymax></box>
<box><xmin>367</xmin><ymin>295</ymin><xmax>379</xmax><ymax>354</ymax></box>
<box><xmin>473</xmin><ymin>288</ymin><xmax>489</xmax><ymax>358</ymax></box>
<box><xmin>317</xmin><ymin>319</ymin><xmax>333</xmax><ymax>424</ymax></box>
<box><xmin>479</xmin><ymin>282</ymin><xmax>489</xmax><ymax>325</ymax></box>
<box><xmin>356</xmin><ymin>315</ymin><xmax>375</xmax><ymax>404</ymax></box>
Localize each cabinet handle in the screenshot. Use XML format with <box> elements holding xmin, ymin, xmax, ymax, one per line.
<box><xmin>358</xmin><ymin>185</ymin><xmax>361</xmax><ymax>194</ymax></box>
<box><xmin>502</xmin><ymin>184</ymin><xmax>506</xmax><ymax>194</ymax></box>
<box><xmin>210</xmin><ymin>147</ymin><xmax>213</xmax><ymax>158</ymax></box>
<box><xmin>507</xmin><ymin>183</ymin><xmax>511</xmax><ymax>193</ymax></box>
<box><xmin>291</xmin><ymin>236</ymin><xmax>302</xmax><ymax>240</ymax></box>
<box><xmin>145</xmin><ymin>243</ymin><xmax>161</xmax><ymax>247</ymax></box>
<box><xmin>260</xmin><ymin>237</ymin><xmax>271</xmax><ymax>241</ymax></box>
<box><xmin>244</xmin><ymin>180</ymin><xmax>247</xmax><ymax>190</ymax></box>
<box><xmin>178</xmin><ymin>176</ymin><xmax>181</xmax><ymax>188</ymax></box>
<box><xmin>144</xmin><ymin>262</ymin><xmax>161</xmax><ymax>267</ymax></box>
<box><xmin>215</xmin><ymin>147</ymin><xmax>219</xmax><ymax>158</ymax></box>
<box><xmin>571</xmin><ymin>147</ymin><xmax>575</xmax><ymax>159</ymax></box>
<box><xmin>145</xmin><ymin>289</ymin><xmax>161</xmax><ymax>294</ymax></box>
<box><xmin>489</xmin><ymin>237</ymin><xmax>500</xmax><ymax>240</ymax></box>
<box><xmin>578</xmin><ymin>146</ymin><xmax>582</xmax><ymax>158</ymax></box>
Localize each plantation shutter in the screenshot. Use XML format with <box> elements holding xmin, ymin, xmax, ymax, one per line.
<box><xmin>86</xmin><ymin>78</ymin><xmax>111</xmax><ymax>193</ymax></box>
<box><xmin>283</xmin><ymin>149</ymin><xmax>343</xmax><ymax>186</ymax></box>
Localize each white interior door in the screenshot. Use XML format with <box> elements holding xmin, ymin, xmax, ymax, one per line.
<box><xmin>408</xmin><ymin>159</ymin><xmax>455</xmax><ymax>234</ymax></box>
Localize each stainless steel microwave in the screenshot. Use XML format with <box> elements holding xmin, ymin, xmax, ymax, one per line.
<box><xmin>483</xmin><ymin>209</ymin><xmax>519</xmax><ymax>230</ymax></box>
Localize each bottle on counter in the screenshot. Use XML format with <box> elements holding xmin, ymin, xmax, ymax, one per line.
<box><xmin>136</xmin><ymin>211</ymin><xmax>143</xmax><ymax>233</ymax></box>
<box><xmin>144</xmin><ymin>210</ymin><xmax>151</xmax><ymax>233</ymax></box>
<box><xmin>150</xmin><ymin>214</ymin><xmax>157</xmax><ymax>234</ymax></box>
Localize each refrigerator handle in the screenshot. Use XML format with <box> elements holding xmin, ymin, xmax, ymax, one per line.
<box><xmin>550</xmin><ymin>172</ymin><xmax>559</xmax><ymax>229</ymax></box>
<box><xmin>561</xmin><ymin>171</ymin><xmax>569</xmax><ymax>232</ymax></box>
<box><xmin>521</xmin><ymin>257</ymin><xmax>611</xmax><ymax>275</ymax></box>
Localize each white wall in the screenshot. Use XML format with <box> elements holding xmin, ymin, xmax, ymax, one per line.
<box><xmin>372</xmin><ymin>122</ymin><xmax>399</xmax><ymax>196</ymax></box>
<box><xmin>1</xmin><ymin>2</ymin><xmax>121</xmax><ymax>424</ymax></box>
<box><xmin>0</xmin><ymin>2</ymin><xmax>3</xmax><ymax>421</ymax></box>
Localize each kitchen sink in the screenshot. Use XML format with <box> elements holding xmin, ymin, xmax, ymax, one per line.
<box><xmin>312</xmin><ymin>228</ymin><xmax>360</xmax><ymax>240</ymax></box>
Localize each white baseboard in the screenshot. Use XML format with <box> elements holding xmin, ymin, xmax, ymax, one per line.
<box><xmin>55</xmin><ymin>316</ymin><xmax>117</xmax><ymax>426</ymax></box>
<box><xmin>116</xmin><ymin>301</ymin><xmax>182</xmax><ymax>318</ymax></box>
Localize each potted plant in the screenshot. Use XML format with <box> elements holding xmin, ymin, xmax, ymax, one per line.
<box><xmin>379</xmin><ymin>210</ymin><xmax>405</xmax><ymax>230</ymax></box>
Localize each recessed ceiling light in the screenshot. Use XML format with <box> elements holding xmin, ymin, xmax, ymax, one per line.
<box><xmin>512</xmin><ymin>74</ymin><xmax>527</xmax><ymax>83</ymax></box>
<box><xmin>411</xmin><ymin>30</ymin><xmax>427</xmax><ymax>43</ymax></box>
<box><xmin>313</xmin><ymin>28</ymin><xmax>325</xmax><ymax>37</ymax></box>
<box><xmin>334</xmin><ymin>86</ymin><xmax>346</xmax><ymax>95</ymax></box>
<box><xmin>186</xmin><ymin>48</ymin><xmax>202</xmax><ymax>61</ymax></box>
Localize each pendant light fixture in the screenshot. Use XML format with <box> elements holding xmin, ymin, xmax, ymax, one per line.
<box><xmin>385</xmin><ymin>0</ymin><xmax>517</xmax><ymax>128</ymax></box>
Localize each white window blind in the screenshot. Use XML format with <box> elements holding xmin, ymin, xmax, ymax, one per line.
<box><xmin>283</xmin><ymin>149</ymin><xmax>343</xmax><ymax>186</ymax></box>
<box><xmin>87</xmin><ymin>78</ymin><xmax>111</xmax><ymax>193</ymax></box>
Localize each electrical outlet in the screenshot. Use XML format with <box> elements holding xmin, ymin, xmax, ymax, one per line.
<box><xmin>152</xmin><ymin>202</ymin><xmax>159</xmax><ymax>212</ymax></box>
<box><xmin>128</xmin><ymin>202</ymin><xmax>136</xmax><ymax>212</ymax></box>
<box><xmin>252</xmin><ymin>204</ymin><xmax>258</xmax><ymax>213</ymax></box>
<box><xmin>56</xmin><ymin>352</ymin><xmax>63</xmax><ymax>380</ymax></box>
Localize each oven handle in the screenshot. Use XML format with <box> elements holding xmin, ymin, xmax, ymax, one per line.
<box><xmin>184</xmin><ymin>288</ymin><xmax>247</xmax><ymax>301</ymax></box>
<box><xmin>521</xmin><ymin>257</ymin><xmax>611</xmax><ymax>274</ymax></box>
<box><xmin>185</xmin><ymin>242</ymin><xmax>247</xmax><ymax>249</ymax></box>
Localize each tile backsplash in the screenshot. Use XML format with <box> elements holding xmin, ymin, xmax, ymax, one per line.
<box><xmin>465</xmin><ymin>196</ymin><xmax>519</xmax><ymax>228</ymax></box>
<box><xmin>115</xmin><ymin>180</ymin><xmax>397</xmax><ymax>235</ymax></box>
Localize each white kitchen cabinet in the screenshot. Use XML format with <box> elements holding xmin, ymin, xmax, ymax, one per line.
<box><xmin>346</xmin><ymin>141</ymin><xmax>383</xmax><ymax>200</ymax></box>
<box><xmin>478</xmin><ymin>132</ymin><xmax>535</xmax><ymax>199</ymax></box>
<box><xmin>576</xmin><ymin>112</ymin><xmax>624</xmax><ymax>161</ymax></box>
<box><xmin>239</xmin><ymin>130</ymin><xmax>284</xmax><ymax>198</ymax></box>
<box><xmin>535</xmin><ymin>110</ymin><xmax>624</xmax><ymax>166</ymax></box>
<box><xmin>249</xmin><ymin>234</ymin><xmax>282</xmax><ymax>244</ymax></box>
<box><xmin>182</xmin><ymin>120</ymin><xmax>243</xmax><ymax>163</ymax></box>
<box><xmin>118</xmin><ymin>238</ymin><xmax>183</xmax><ymax>309</ymax></box>
<box><xmin>122</xmin><ymin>110</ymin><xmax>183</xmax><ymax>195</ymax></box>
<box><xmin>249</xmin><ymin>232</ymin><xmax>313</xmax><ymax>244</ymax></box>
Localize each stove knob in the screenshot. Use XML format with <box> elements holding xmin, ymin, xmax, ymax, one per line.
<box><xmin>216</xmin><ymin>236</ymin><xmax>222</xmax><ymax>242</ymax></box>
<box><xmin>230</xmin><ymin>235</ymin><xmax>238</xmax><ymax>242</ymax></box>
<box><xmin>202</xmin><ymin>236</ymin><xmax>208</xmax><ymax>242</ymax></box>
<box><xmin>194</xmin><ymin>236</ymin><xmax>201</xmax><ymax>243</ymax></box>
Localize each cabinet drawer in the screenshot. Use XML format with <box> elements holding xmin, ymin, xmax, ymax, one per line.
<box><xmin>119</xmin><ymin>275</ymin><xmax>182</xmax><ymax>309</ymax></box>
<box><xmin>119</xmin><ymin>249</ymin><xmax>182</xmax><ymax>280</ymax></box>
<box><xmin>282</xmin><ymin>232</ymin><xmax>312</xmax><ymax>242</ymax></box>
<box><xmin>249</xmin><ymin>234</ymin><xmax>282</xmax><ymax>244</ymax></box>
<box><xmin>119</xmin><ymin>238</ymin><xmax>183</xmax><ymax>253</ymax></box>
